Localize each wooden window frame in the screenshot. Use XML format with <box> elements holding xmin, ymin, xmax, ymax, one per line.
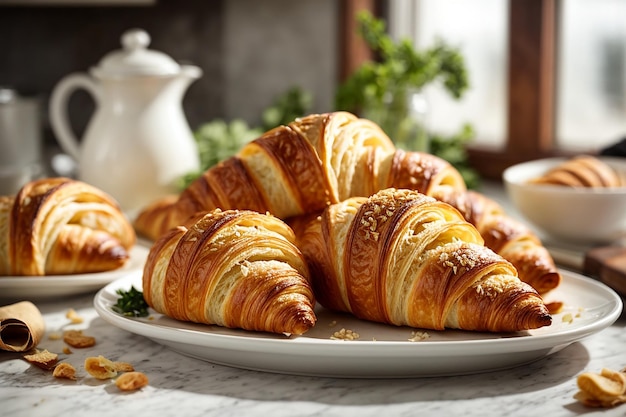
<box><xmin>340</xmin><ymin>0</ymin><xmax>564</xmax><ymax>181</ymax></box>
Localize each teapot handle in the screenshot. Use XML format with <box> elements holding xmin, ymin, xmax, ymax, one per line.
<box><xmin>49</xmin><ymin>73</ymin><xmax>101</xmax><ymax>161</ymax></box>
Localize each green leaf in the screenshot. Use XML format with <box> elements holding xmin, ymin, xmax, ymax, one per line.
<box><xmin>112</xmin><ymin>286</ymin><xmax>149</xmax><ymax>317</ymax></box>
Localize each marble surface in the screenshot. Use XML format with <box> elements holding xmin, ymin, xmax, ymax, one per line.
<box><xmin>0</xmin><ymin>274</ymin><xmax>624</xmax><ymax>417</ymax></box>
<box><xmin>1</xmin><ymin>182</ymin><xmax>625</xmax><ymax>417</ymax></box>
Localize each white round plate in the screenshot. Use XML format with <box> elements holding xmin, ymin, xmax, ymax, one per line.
<box><xmin>0</xmin><ymin>246</ymin><xmax>149</xmax><ymax>300</ymax></box>
<box><xmin>94</xmin><ymin>270</ymin><xmax>622</xmax><ymax>378</ymax></box>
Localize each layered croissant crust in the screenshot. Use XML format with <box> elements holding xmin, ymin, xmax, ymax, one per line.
<box><xmin>134</xmin><ymin>111</ymin><xmax>560</xmax><ymax>294</ymax></box>
<box><xmin>135</xmin><ymin>112</ymin><xmax>465</xmax><ymax>240</ymax></box>
<box><xmin>142</xmin><ymin>209</ymin><xmax>316</xmax><ymax>335</ymax></box>
<box><xmin>431</xmin><ymin>189</ymin><xmax>561</xmax><ymax>294</ymax></box>
<box><xmin>135</xmin><ymin>112</ymin><xmax>396</xmax><ymax>239</ymax></box>
<box><xmin>290</xmin><ymin>188</ymin><xmax>552</xmax><ymax>332</ymax></box>
<box><xmin>529</xmin><ymin>155</ymin><xmax>626</xmax><ymax>188</ymax></box>
<box><xmin>0</xmin><ymin>177</ymin><xmax>135</xmax><ymax>276</ymax></box>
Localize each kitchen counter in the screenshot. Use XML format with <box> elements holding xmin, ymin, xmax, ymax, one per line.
<box><xmin>1</xmin><ymin>181</ymin><xmax>625</xmax><ymax>417</ymax></box>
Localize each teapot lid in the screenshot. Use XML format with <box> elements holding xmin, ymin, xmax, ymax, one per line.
<box><xmin>91</xmin><ymin>29</ymin><xmax>181</xmax><ymax>77</ymax></box>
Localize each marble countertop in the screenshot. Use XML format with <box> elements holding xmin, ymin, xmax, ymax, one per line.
<box><xmin>2</xmin><ymin>182</ymin><xmax>626</xmax><ymax>417</ymax></box>
<box><xmin>1</xmin><ymin>292</ymin><xmax>624</xmax><ymax>417</ymax></box>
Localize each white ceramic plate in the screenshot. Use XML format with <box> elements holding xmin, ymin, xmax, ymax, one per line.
<box><xmin>0</xmin><ymin>246</ymin><xmax>149</xmax><ymax>300</ymax></box>
<box><xmin>94</xmin><ymin>270</ymin><xmax>622</xmax><ymax>378</ymax></box>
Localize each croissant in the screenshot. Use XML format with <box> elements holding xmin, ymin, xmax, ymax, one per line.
<box><xmin>142</xmin><ymin>209</ymin><xmax>316</xmax><ymax>335</ymax></box>
<box><xmin>529</xmin><ymin>155</ymin><xmax>626</xmax><ymax>187</ymax></box>
<box><xmin>134</xmin><ymin>112</ymin><xmax>397</xmax><ymax>240</ymax></box>
<box><xmin>431</xmin><ymin>188</ymin><xmax>561</xmax><ymax>294</ymax></box>
<box><xmin>290</xmin><ymin>188</ymin><xmax>552</xmax><ymax>332</ymax></box>
<box><xmin>0</xmin><ymin>177</ymin><xmax>135</xmax><ymax>276</ymax></box>
<box><xmin>134</xmin><ymin>111</ymin><xmax>559</xmax><ymax>294</ymax></box>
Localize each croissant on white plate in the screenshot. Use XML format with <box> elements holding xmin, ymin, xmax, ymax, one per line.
<box><xmin>142</xmin><ymin>209</ymin><xmax>316</xmax><ymax>335</ymax></box>
<box><xmin>134</xmin><ymin>112</ymin><xmax>463</xmax><ymax>240</ymax></box>
<box><xmin>0</xmin><ymin>177</ymin><xmax>135</xmax><ymax>276</ymax></box>
<box><xmin>431</xmin><ymin>188</ymin><xmax>561</xmax><ymax>294</ymax></box>
<box><xmin>134</xmin><ymin>111</ymin><xmax>560</xmax><ymax>294</ymax></box>
<box><xmin>289</xmin><ymin>188</ymin><xmax>552</xmax><ymax>333</ymax></box>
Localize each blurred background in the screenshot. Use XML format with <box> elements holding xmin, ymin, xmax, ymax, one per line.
<box><xmin>1</xmin><ymin>0</ymin><xmax>625</xmax><ymax>183</ymax></box>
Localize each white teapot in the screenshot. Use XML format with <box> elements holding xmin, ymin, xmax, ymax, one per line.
<box><xmin>50</xmin><ymin>29</ymin><xmax>201</xmax><ymax>217</ymax></box>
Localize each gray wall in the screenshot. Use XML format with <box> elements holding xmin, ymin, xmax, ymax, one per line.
<box><xmin>0</xmin><ymin>0</ymin><xmax>338</xmax><ymax>147</ymax></box>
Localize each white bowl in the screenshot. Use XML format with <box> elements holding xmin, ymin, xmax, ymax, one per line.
<box><xmin>503</xmin><ymin>156</ymin><xmax>626</xmax><ymax>244</ymax></box>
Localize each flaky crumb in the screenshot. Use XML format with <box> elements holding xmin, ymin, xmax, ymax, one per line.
<box><xmin>330</xmin><ymin>328</ymin><xmax>360</xmax><ymax>340</ymax></box>
<box><xmin>23</xmin><ymin>349</ymin><xmax>59</xmax><ymax>370</ymax></box>
<box><xmin>48</xmin><ymin>332</ymin><xmax>62</xmax><ymax>341</ymax></box>
<box><xmin>63</xmin><ymin>346</ymin><xmax>72</xmax><ymax>354</ymax></box>
<box><xmin>574</xmin><ymin>367</ymin><xmax>626</xmax><ymax>408</ymax></box>
<box><xmin>115</xmin><ymin>372</ymin><xmax>149</xmax><ymax>391</ymax></box>
<box><xmin>113</xmin><ymin>361</ymin><xmax>135</xmax><ymax>372</ymax></box>
<box><xmin>562</xmin><ymin>313</ymin><xmax>574</xmax><ymax>324</ymax></box>
<box><xmin>63</xmin><ymin>330</ymin><xmax>96</xmax><ymax>348</ymax></box>
<box><xmin>408</xmin><ymin>330</ymin><xmax>430</xmax><ymax>342</ymax></box>
<box><xmin>66</xmin><ymin>308</ymin><xmax>83</xmax><ymax>324</ymax></box>
<box><xmin>85</xmin><ymin>355</ymin><xmax>118</xmax><ymax>380</ymax></box>
<box><xmin>53</xmin><ymin>362</ymin><xmax>77</xmax><ymax>380</ymax></box>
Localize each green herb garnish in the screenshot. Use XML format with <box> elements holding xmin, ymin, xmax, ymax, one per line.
<box><xmin>112</xmin><ymin>286</ymin><xmax>150</xmax><ymax>317</ymax></box>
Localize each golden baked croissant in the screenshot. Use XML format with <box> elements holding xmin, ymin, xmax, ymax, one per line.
<box><xmin>0</xmin><ymin>177</ymin><xmax>135</xmax><ymax>276</ymax></box>
<box><xmin>290</xmin><ymin>188</ymin><xmax>552</xmax><ymax>332</ymax></box>
<box><xmin>529</xmin><ymin>155</ymin><xmax>626</xmax><ymax>187</ymax></box>
<box><xmin>431</xmin><ymin>188</ymin><xmax>561</xmax><ymax>294</ymax></box>
<box><xmin>142</xmin><ymin>209</ymin><xmax>316</xmax><ymax>335</ymax></box>
<box><xmin>134</xmin><ymin>111</ymin><xmax>559</xmax><ymax>294</ymax></box>
<box><xmin>135</xmin><ymin>112</ymin><xmax>467</xmax><ymax>240</ymax></box>
<box><xmin>134</xmin><ymin>112</ymin><xmax>397</xmax><ymax>240</ymax></box>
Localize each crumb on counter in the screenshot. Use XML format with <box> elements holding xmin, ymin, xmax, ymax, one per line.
<box><xmin>66</xmin><ymin>308</ymin><xmax>84</xmax><ymax>324</ymax></box>
<box><xmin>48</xmin><ymin>332</ymin><xmax>62</xmax><ymax>341</ymax></box>
<box><xmin>115</xmin><ymin>371</ymin><xmax>149</xmax><ymax>392</ymax></box>
<box><xmin>85</xmin><ymin>355</ymin><xmax>118</xmax><ymax>380</ymax></box>
<box><xmin>53</xmin><ymin>362</ymin><xmax>77</xmax><ymax>380</ymax></box>
<box><xmin>574</xmin><ymin>367</ymin><xmax>626</xmax><ymax>408</ymax></box>
<box><xmin>63</xmin><ymin>330</ymin><xmax>96</xmax><ymax>348</ymax></box>
<box><xmin>23</xmin><ymin>349</ymin><xmax>59</xmax><ymax>370</ymax></box>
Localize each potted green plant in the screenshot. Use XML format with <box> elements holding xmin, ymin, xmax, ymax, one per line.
<box><xmin>335</xmin><ymin>11</ymin><xmax>469</xmax><ymax>154</ymax></box>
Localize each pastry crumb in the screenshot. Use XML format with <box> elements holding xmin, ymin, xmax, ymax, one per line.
<box><xmin>113</xmin><ymin>361</ymin><xmax>135</xmax><ymax>372</ymax></box>
<box><xmin>66</xmin><ymin>308</ymin><xmax>84</xmax><ymax>324</ymax></box>
<box><xmin>115</xmin><ymin>371</ymin><xmax>149</xmax><ymax>392</ymax></box>
<box><xmin>63</xmin><ymin>330</ymin><xmax>96</xmax><ymax>348</ymax></box>
<box><xmin>53</xmin><ymin>362</ymin><xmax>77</xmax><ymax>380</ymax></box>
<box><xmin>23</xmin><ymin>349</ymin><xmax>59</xmax><ymax>370</ymax></box>
<box><xmin>574</xmin><ymin>367</ymin><xmax>626</xmax><ymax>408</ymax></box>
<box><xmin>330</xmin><ymin>328</ymin><xmax>360</xmax><ymax>340</ymax></box>
<box><xmin>85</xmin><ymin>355</ymin><xmax>118</xmax><ymax>380</ymax></box>
<box><xmin>48</xmin><ymin>332</ymin><xmax>62</xmax><ymax>341</ymax></box>
<box><xmin>408</xmin><ymin>330</ymin><xmax>430</xmax><ymax>342</ymax></box>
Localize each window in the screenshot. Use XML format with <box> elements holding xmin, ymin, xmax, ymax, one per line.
<box><xmin>340</xmin><ymin>0</ymin><xmax>626</xmax><ymax>179</ymax></box>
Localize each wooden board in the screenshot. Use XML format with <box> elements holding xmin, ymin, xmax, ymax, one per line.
<box><xmin>583</xmin><ymin>246</ymin><xmax>626</xmax><ymax>297</ymax></box>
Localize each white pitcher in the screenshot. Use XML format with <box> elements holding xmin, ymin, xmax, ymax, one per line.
<box><xmin>50</xmin><ymin>29</ymin><xmax>201</xmax><ymax>217</ymax></box>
